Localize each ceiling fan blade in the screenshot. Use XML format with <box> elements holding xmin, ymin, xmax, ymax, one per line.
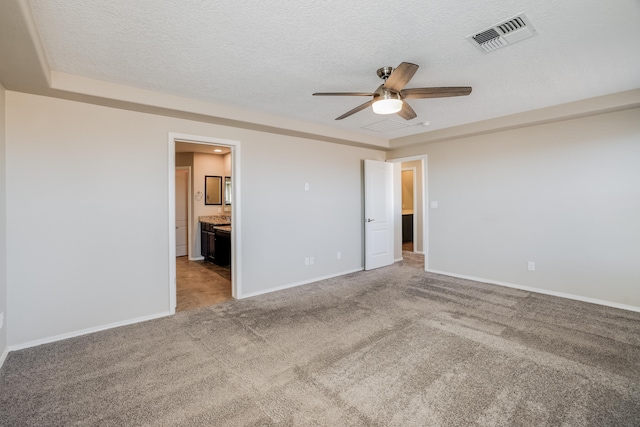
<box><xmin>401</xmin><ymin>87</ymin><xmax>472</xmax><ymax>99</ymax></box>
<box><xmin>396</xmin><ymin>101</ymin><xmax>417</xmax><ymax>120</ymax></box>
<box><xmin>335</xmin><ymin>100</ymin><xmax>373</xmax><ymax>120</ymax></box>
<box><xmin>383</xmin><ymin>62</ymin><xmax>419</xmax><ymax>92</ymax></box>
<box><xmin>313</xmin><ymin>92</ymin><xmax>375</xmax><ymax>96</ymax></box>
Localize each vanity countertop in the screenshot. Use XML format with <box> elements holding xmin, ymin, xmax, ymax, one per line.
<box><xmin>213</xmin><ymin>225</ymin><xmax>231</xmax><ymax>232</ymax></box>
<box><xmin>199</xmin><ymin>215</ymin><xmax>231</xmax><ymax>226</ymax></box>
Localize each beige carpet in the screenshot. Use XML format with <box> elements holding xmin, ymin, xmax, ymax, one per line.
<box><xmin>1</xmin><ymin>252</ymin><xmax>639</xmax><ymax>426</ymax></box>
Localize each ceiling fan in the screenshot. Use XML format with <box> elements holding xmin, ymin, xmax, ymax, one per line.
<box><xmin>313</xmin><ymin>62</ymin><xmax>472</xmax><ymax>120</ymax></box>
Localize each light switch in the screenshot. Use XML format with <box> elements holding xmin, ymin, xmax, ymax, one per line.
<box><xmin>430</xmin><ymin>201</ymin><xmax>438</xmax><ymax>208</ymax></box>
<box><xmin>304</xmin><ymin>182</ymin><xmax>309</xmax><ymax>191</ymax></box>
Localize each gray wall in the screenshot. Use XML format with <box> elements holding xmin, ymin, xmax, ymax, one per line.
<box><xmin>0</xmin><ymin>83</ymin><xmax>7</xmax><ymax>359</ymax></box>
<box><xmin>388</xmin><ymin>108</ymin><xmax>640</xmax><ymax>309</ymax></box>
<box><xmin>5</xmin><ymin>91</ymin><xmax>385</xmax><ymax>346</ymax></box>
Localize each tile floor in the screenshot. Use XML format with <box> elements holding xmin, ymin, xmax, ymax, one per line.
<box><xmin>176</xmin><ymin>256</ymin><xmax>232</xmax><ymax>312</ymax></box>
<box><xmin>177</xmin><ymin>244</ymin><xmax>415</xmax><ymax>312</ymax></box>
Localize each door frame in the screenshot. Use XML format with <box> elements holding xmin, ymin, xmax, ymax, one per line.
<box><xmin>387</xmin><ymin>154</ymin><xmax>428</xmax><ymax>271</ymax></box>
<box><xmin>168</xmin><ymin>132</ymin><xmax>242</xmax><ymax>313</ymax></box>
<box><xmin>175</xmin><ymin>166</ymin><xmax>192</xmax><ymax>258</ymax></box>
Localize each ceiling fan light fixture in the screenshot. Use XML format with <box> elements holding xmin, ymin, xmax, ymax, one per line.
<box><xmin>372</xmin><ymin>91</ymin><xmax>402</xmax><ymax>115</ymax></box>
<box><xmin>313</xmin><ymin>62</ymin><xmax>472</xmax><ymax>120</ymax></box>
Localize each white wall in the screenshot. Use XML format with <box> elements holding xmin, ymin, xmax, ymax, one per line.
<box><xmin>388</xmin><ymin>108</ymin><xmax>640</xmax><ymax>309</ymax></box>
<box><xmin>241</xmin><ymin>132</ymin><xmax>383</xmax><ymax>295</ymax></box>
<box><xmin>0</xmin><ymin>83</ymin><xmax>7</xmax><ymax>360</ymax></box>
<box><xmin>223</xmin><ymin>152</ymin><xmax>232</xmax><ymax>178</ymax></box>
<box><xmin>194</xmin><ymin>152</ymin><xmax>225</xmax><ymax>216</ymax></box>
<box><xmin>5</xmin><ymin>91</ymin><xmax>385</xmax><ymax>346</ymax></box>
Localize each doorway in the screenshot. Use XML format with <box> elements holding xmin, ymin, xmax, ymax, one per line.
<box><xmin>401</xmin><ymin>167</ymin><xmax>416</xmax><ymax>253</ymax></box>
<box><xmin>168</xmin><ymin>132</ymin><xmax>242</xmax><ymax>314</ymax></box>
<box><xmin>175</xmin><ymin>154</ymin><xmax>231</xmax><ymax>311</ymax></box>
<box><xmin>388</xmin><ymin>155</ymin><xmax>428</xmax><ymax>271</ymax></box>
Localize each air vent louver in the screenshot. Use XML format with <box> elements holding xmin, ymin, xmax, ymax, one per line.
<box><xmin>498</xmin><ymin>17</ymin><xmax>527</xmax><ymax>34</ymax></box>
<box><xmin>472</xmin><ymin>28</ymin><xmax>500</xmax><ymax>45</ymax></box>
<box><xmin>467</xmin><ymin>13</ymin><xmax>537</xmax><ymax>53</ymax></box>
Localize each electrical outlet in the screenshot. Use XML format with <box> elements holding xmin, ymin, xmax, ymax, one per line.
<box><xmin>310</xmin><ymin>257</ymin><xmax>314</xmax><ymax>265</ymax></box>
<box><xmin>337</xmin><ymin>251</ymin><xmax>341</xmax><ymax>260</ymax></box>
<box><xmin>528</xmin><ymin>261</ymin><xmax>535</xmax><ymax>271</ymax></box>
<box><xmin>304</xmin><ymin>182</ymin><xmax>309</xmax><ymax>191</ymax></box>
<box><xmin>305</xmin><ymin>257</ymin><xmax>309</xmax><ymax>266</ymax></box>
<box><xmin>430</xmin><ymin>201</ymin><xmax>438</xmax><ymax>208</ymax></box>
<box><xmin>0</xmin><ymin>312</ymin><xmax>3</xmax><ymax>330</ymax></box>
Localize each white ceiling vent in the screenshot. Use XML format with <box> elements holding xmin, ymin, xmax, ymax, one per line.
<box><xmin>467</xmin><ymin>13</ymin><xmax>537</xmax><ymax>53</ymax></box>
<box><xmin>364</xmin><ymin>119</ymin><xmax>411</xmax><ymax>133</ymax></box>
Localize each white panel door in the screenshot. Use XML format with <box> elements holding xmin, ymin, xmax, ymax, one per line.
<box><xmin>175</xmin><ymin>169</ymin><xmax>188</xmax><ymax>257</ymax></box>
<box><xmin>364</xmin><ymin>159</ymin><xmax>394</xmax><ymax>270</ymax></box>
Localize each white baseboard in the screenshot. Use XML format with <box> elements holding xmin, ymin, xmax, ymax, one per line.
<box><xmin>0</xmin><ymin>347</ymin><xmax>8</xmax><ymax>371</ymax></box>
<box><xmin>8</xmin><ymin>310</ymin><xmax>174</xmax><ymax>352</ymax></box>
<box><xmin>426</xmin><ymin>269</ymin><xmax>640</xmax><ymax>313</ymax></box>
<box><xmin>238</xmin><ymin>267</ymin><xmax>364</xmax><ymax>299</ymax></box>
<box><xmin>394</xmin><ymin>257</ymin><xmax>403</xmax><ymax>263</ymax></box>
<box><xmin>189</xmin><ymin>256</ymin><xmax>205</xmax><ymax>261</ymax></box>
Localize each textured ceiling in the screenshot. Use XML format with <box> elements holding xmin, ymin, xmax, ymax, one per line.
<box><xmin>27</xmin><ymin>0</ymin><xmax>640</xmax><ymax>139</ymax></box>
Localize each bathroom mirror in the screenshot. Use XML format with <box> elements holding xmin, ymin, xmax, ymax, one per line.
<box><xmin>205</xmin><ymin>176</ymin><xmax>222</xmax><ymax>205</ymax></box>
<box><xmin>224</xmin><ymin>176</ymin><xmax>232</xmax><ymax>205</ymax></box>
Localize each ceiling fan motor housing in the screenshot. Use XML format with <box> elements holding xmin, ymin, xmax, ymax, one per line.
<box><xmin>376</xmin><ymin>66</ymin><xmax>395</xmax><ymax>80</ymax></box>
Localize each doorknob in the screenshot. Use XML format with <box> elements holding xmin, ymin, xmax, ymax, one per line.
<box><xmin>366</xmin><ymin>218</ymin><xmax>375</xmax><ymax>222</ymax></box>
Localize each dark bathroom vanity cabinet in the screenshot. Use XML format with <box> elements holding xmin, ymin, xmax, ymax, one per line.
<box><xmin>200</xmin><ymin>222</ymin><xmax>231</xmax><ymax>266</ymax></box>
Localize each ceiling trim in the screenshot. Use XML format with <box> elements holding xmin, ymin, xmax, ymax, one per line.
<box><xmin>1</xmin><ymin>0</ymin><xmax>389</xmax><ymax>150</ymax></box>
<box><xmin>0</xmin><ymin>0</ymin><xmax>50</xmax><ymax>91</ymax></box>
<box><xmin>48</xmin><ymin>71</ymin><xmax>389</xmax><ymax>149</ymax></box>
<box><xmin>390</xmin><ymin>88</ymin><xmax>640</xmax><ymax>149</ymax></box>
<box><xmin>3</xmin><ymin>0</ymin><xmax>638</xmax><ymax>153</ymax></box>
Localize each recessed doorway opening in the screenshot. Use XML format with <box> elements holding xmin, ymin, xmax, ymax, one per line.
<box><xmin>401</xmin><ymin>167</ymin><xmax>416</xmax><ymax>253</ymax></box>
<box><xmin>388</xmin><ymin>154</ymin><xmax>428</xmax><ymax>271</ymax></box>
<box><xmin>168</xmin><ymin>132</ymin><xmax>242</xmax><ymax>314</ymax></box>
